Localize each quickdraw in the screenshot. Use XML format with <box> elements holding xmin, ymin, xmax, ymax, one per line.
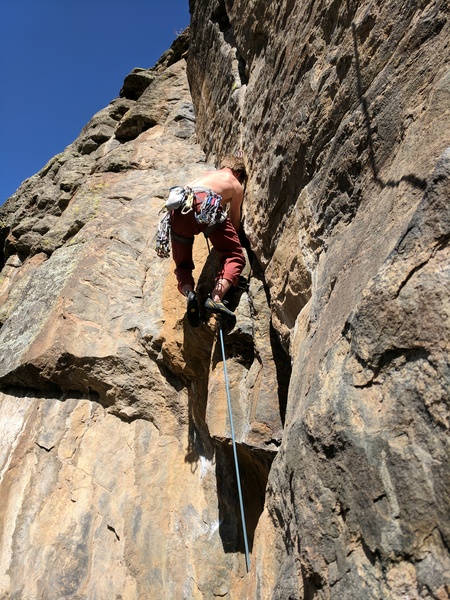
<box><xmin>195</xmin><ymin>191</ymin><xmax>226</xmax><ymax>227</ymax></box>
<box><xmin>155</xmin><ymin>212</ymin><xmax>171</xmax><ymax>258</ymax></box>
<box><xmin>181</xmin><ymin>187</ymin><xmax>195</xmax><ymax>214</ymax></box>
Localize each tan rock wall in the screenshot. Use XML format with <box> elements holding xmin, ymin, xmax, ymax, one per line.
<box><xmin>0</xmin><ymin>34</ymin><xmax>285</xmax><ymax>598</ymax></box>
<box><xmin>0</xmin><ymin>391</ymin><xmax>239</xmax><ymax>598</ymax></box>
<box><xmin>188</xmin><ymin>0</ymin><xmax>450</xmax><ymax>597</ymax></box>
<box><xmin>1</xmin><ymin>0</ymin><xmax>449</xmax><ymax>597</ymax></box>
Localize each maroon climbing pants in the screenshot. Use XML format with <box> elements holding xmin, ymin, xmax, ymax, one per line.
<box><xmin>170</xmin><ymin>192</ymin><xmax>245</xmax><ymax>295</ymax></box>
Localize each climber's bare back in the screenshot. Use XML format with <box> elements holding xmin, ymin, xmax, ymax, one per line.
<box><xmin>188</xmin><ymin>168</ymin><xmax>243</xmax><ymax>231</ymax></box>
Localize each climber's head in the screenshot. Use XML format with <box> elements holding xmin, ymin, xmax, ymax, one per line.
<box><xmin>220</xmin><ymin>155</ymin><xmax>246</xmax><ymax>183</ymax></box>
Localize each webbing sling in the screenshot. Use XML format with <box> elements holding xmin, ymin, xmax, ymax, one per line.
<box><xmin>171</xmin><ymin>231</ymin><xmax>194</xmax><ymax>245</ymax></box>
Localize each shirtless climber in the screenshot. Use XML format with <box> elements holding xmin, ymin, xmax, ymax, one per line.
<box><xmin>170</xmin><ymin>156</ymin><xmax>246</xmax><ymax>328</ymax></box>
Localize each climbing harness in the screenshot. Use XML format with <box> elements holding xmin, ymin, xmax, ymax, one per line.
<box><xmin>155</xmin><ymin>186</ymin><xmax>224</xmax><ymax>258</ymax></box>
<box><xmin>206</xmin><ymin>237</ymin><xmax>251</xmax><ymax>572</ymax></box>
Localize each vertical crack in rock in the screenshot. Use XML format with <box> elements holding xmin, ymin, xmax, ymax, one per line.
<box><xmin>215</xmin><ymin>442</ymin><xmax>275</xmax><ymax>554</ymax></box>
<box><xmin>163</xmin><ymin>242</ymin><xmax>291</xmax><ymax>564</ymax></box>
<box><xmin>210</xmin><ymin>0</ymin><xmax>248</xmax><ymax>88</ymax></box>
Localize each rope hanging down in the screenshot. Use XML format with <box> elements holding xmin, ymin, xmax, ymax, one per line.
<box><xmin>205</xmin><ymin>237</ymin><xmax>250</xmax><ymax>572</ymax></box>
<box><xmin>218</xmin><ymin>321</ymin><xmax>251</xmax><ymax>572</ymax></box>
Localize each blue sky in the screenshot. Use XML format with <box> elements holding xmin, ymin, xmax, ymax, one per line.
<box><xmin>0</xmin><ymin>0</ymin><xmax>190</xmax><ymax>205</ymax></box>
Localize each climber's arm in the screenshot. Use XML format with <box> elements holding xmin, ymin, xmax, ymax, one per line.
<box><xmin>228</xmin><ymin>182</ymin><xmax>243</xmax><ymax>232</ymax></box>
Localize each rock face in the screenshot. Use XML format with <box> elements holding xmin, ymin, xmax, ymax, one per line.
<box><xmin>0</xmin><ymin>30</ymin><xmax>282</xmax><ymax>599</ymax></box>
<box><xmin>0</xmin><ymin>2</ymin><xmax>449</xmax><ymax>599</ymax></box>
<box><xmin>188</xmin><ymin>0</ymin><xmax>450</xmax><ymax>597</ymax></box>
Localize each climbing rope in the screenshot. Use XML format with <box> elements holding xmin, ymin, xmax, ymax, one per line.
<box><xmin>217</xmin><ymin>320</ymin><xmax>251</xmax><ymax>573</ymax></box>
<box><xmin>206</xmin><ymin>237</ymin><xmax>251</xmax><ymax>572</ymax></box>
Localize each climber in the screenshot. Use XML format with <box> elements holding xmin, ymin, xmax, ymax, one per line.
<box><xmin>170</xmin><ymin>155</ymin><xmax>246</xmax><ymax>328</ymax></box>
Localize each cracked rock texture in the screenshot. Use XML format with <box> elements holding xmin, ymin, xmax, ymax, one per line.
<box><xmin>188</xmin><ymin>0</ymin><xmax>450</xmax><ymax>598</ymax></box>
<box><xmin>0</xmin><ymin>32</ymin><xmax>283</xmax><ymax>599</ymax></box>
<box><xmin>0</xmin><ymin>1</ymin><xmax>449</xmax><ymax>598</ymax></box>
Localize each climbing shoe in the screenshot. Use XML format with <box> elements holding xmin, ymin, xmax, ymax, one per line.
<box><xmin>204</xmin><ymin>297</ymin><xmax>236</xmax><ymax>328</ymax></box>
<box><xmin>186</xmin><ymin>291</ymin><xmax>200</xmax><ymax>327</ymax></box>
